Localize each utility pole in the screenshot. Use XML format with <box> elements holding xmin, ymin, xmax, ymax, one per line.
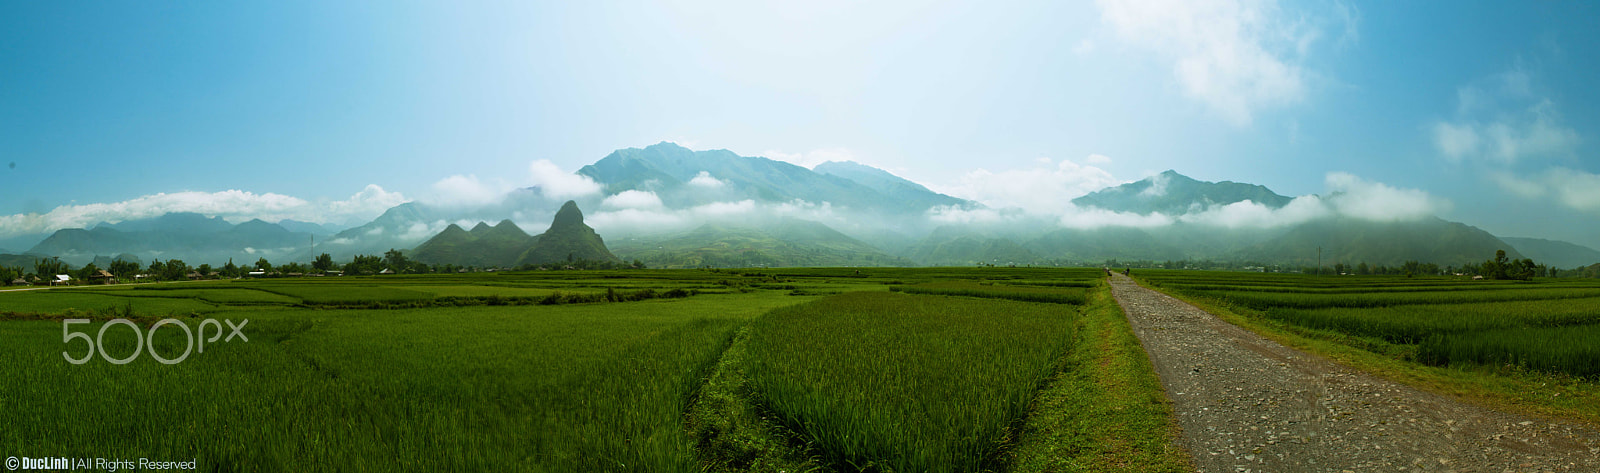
<box><xmin>1317</xmin><ymin>246</ymin><xmax>1322</xmax><ymax>276</ymax></box>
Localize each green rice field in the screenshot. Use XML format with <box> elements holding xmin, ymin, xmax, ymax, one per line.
<box><xmin>0</xmin><ymin>267</ymin><xmax>1185</xmax><ymax>472</ymax></box>
<box><xmin>1138</xmin><ymin>270</ymin><xmax>1600</xmax><ymax>379</ymax></box>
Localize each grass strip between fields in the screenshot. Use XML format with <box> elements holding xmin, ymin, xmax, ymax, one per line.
<box><xmin>1132</xmin><ymin>276</ymin><xmax>1600</xmax><ymax>426</ymax></box>
<box><xmin>1003</xmin><ymin>282</ymin><xmax>1193</xmax><ymax>472</ymax></box>
<box><xmin>684</xmin><ymin>327</ymin><xmax>825</xmax><ymax>473</ymax></box>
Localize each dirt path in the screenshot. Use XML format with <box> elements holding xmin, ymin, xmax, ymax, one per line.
<box><xmin>1108</xmin><ymin>273</ymin><xmax>1600</xmax><ymax>473</ymax></box>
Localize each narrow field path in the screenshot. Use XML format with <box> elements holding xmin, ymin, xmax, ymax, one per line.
<box><xmin>1109</xmin><ymin>273</ymin><xmax>1600</xmax><ymax>472</ymax></box>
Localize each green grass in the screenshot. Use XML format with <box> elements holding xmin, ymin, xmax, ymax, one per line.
<box><xmin>0</xmin><ymin>292</ymin><xmax>808</xmax><ymax>472</ymax></box>
<box><xmin>249</xmin><ymin>285</ymin><xmax>436</xmax><ymax>305</ymax></box>
<box><xmin>1420</xmin><ymin>325</ymin><xmax>1600</xmax><ymax>377</ymax></box>
<box><xmin>0</xmin><ymin>289</ymin><xmax>218</xmax><ymax>316</ymax></box>
<box><xmin>1262</xmin><ymin>297</ymin><xmax>1600</xmax><ymax>344</ymax></box>
<box><xmin>1005</xmin><ymin>282</ymin><xmax>1190</xmax><ymax>472</ymax></box>
<box><xmin>745</xmin><ymin>291</ymin><xmax>1078</xmax><ymax>473</ymax></box>
<box><xmin>0</xmin><ymin>267</ymin><xmax>1185</xmax><ymax>472</ymax></box>
<box><xmin>96</xmin><ymin>287</ymin><xmax>303</xmax><ymax>304</ymax></box>
<box><xmin>891</xmin><ymin>281</ymin><xmax>1091</xmax><ymax>305</ymax></box>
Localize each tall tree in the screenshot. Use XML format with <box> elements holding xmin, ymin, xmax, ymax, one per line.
<box><xmin>383</xmin><ymin>249</ymin><xmax>409</xmax><ymax>274</ymax></box>
<box><xmin>36</xmin><ymin>257</ymin><xmax>68</xmax><ymax>278</ymax></box>
<box><xmin>163</xmin><ymin>259</ymin><xmax>189</xmax><ymax>281</ymax></box>
<box><xmin>255</xmin><ymin>258</ymin><xmax>273</xmax><ymax>272</ymax></box>
<box><xmin>312</xmin><ymin>253</ymin><xmax>334</xmax><ymax>271</ymax></box>
<box><xmin>108</xmin><ymin>259</ymin><xmax>140</xmax><ymax>279</ymax></box>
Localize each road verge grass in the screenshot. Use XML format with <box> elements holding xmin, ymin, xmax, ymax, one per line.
<box><xmin>1005</xmin><ymin>282</ymin><xmax>1192</xmax><ymax>472</ymax></box>
<box><xmin>1132</xmin><ymin>276</ymin><xmax>1600</xmax><ymax>426</ymax></box>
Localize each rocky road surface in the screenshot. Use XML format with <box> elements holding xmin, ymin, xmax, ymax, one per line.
<box><xmin>1108</xmin><ymin>273</ymin><xmax>1600</xmax><ymax>473</ymax></box>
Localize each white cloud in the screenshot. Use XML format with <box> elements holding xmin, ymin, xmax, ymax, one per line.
<box><xmin>401</xmin><ymin>221</ymin><xmax>447</xmax><ymax>242</ymax></box>
<box><xmin>1433</xmin><ymin>69</ymin><xmax>1580</xmax><ymax>163</ymax></box>
<box><xmin>528</xmin><ymin>160</ymin><xmax>603</xmax><ymax>199</ymax></box>
<box><xmin>927</xmin><ymin>206</ymin><xmax>1008</xmax><ymax>225</ymax></box>
<box><xmin>586</xmin><ymin>199</ymin><xmax>801</xmax><ymax>236</ymax></box>
<box><xmin>1177</xmin><ymin>195</ymin><xmax>1329</xmax><ymax>228</ymax></box>
<box><xmin>773</xmin><ymin>199</ymin><xmax>835</xmax><ymax>221</ymax></box>
<box><xmin>1324</xmin><ymin>172</ymin><xmax>1449</xmax><ymax>221</ymax></box>
<box><xmin>0</xmin><ymin>185</ymin><xmax>409</xmax><ymax>238</ymax></box>
<box><xmin>1489</xmin><ymin>172</ymin><xmax>1545</xmax><ymax>199</ymax></box>
<box><xmin>1060</xmin><ymin>207</ymin><xmax>1175</xmax><ymax>229</ymax></box>
<box><xmin>763</xmin><ymin>148</ymin><xmax>858</xmax><ymax>169</ymax></box>
<box><xmin>601</xmin><ymin>190</ymin><xmax>664</xmax><ymax>210</ymax></box>
<box><xmin>692</xmin><ymin>200</ymin><xmax>758</xmax><ymax>217</ymax></box>
<box><xmin>1545</xmin><ymin>170</ymin><xmax>1600</xmax><ymax>211</ymax></box>
<box><xmin>328</xmin><ymin>185</ymin><xmax>409</xmax><ymax>222</ymax></box>
<box><xmin>1493</xmin><ymin>168</ymin><xmax>1600</xmax><ymax>212</ymax></box>
<box><xmin>428</xmin><ymin>174</ymin><xmax>510</xmax><ymax>208</ymax></box>
<box><xmin>935</xmin><ymin>157</ymin><xmax>1121</xmax><ymax>215</ymax></box>
<box><xmin>1432</xmin><ymin>122</ymin><xmax>1481</xmax><ymax>161</ymax></box>
<box><xmin>1085</xmin><ymin>153</ymin><xmax>1113</xmax><ymax>165</ymax></box>
<box><xmin>687</xmin><ymin>171</ymin><xmax>728</xmax><ymax>188</ymax></box>
<box><xmin>1139</xmin><ymin>172</ymin><xmax>1171</xmax><ymax>197</ymax></box>
<box><xmin>1096</xmin><ymin>0</ymin><xmax>1339</xmax><ymax>125</ymax></box>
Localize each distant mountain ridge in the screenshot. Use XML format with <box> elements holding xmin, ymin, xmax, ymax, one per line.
<box><xmin>1073</xmin><ymin>170</ymin><xmax>1293</xmax><ymax>215</ymax></box>
<box><xmin>26</xmin><ymin>212</ymin><xmax>311</xmax><ymax>266</ymax></box>
<box><xmin>10</xmin><ymin>145</ymin><xmax>1590</xmax><ymax>271</ymax></box>
<box><xmin>516</xmin><ymin>201</ymin><xmax>619</xmax><ymax>266</ymax></box>
<box><xmin>609</xmin><ymin>218</ymin><xmax>912</xmax><ymax>269</ymax></box>
<box><xmin>409</xmin><ymin>201</ymin><xmax>618</xmax><ymax>268</ymax></box>
<box><xmin>411</xmin><ymin>219</ymin><xmax>537</xmax><ymax>268</ymax></box>
<box><xmin>1502</xmin><ymin>237</ymin><xmax>1600</xmax><ymax>269</ymax></box>
<box><xmin>578</xmin><ymin>142</ymin><xmax>976</xmax><ymax>213</ymax></box>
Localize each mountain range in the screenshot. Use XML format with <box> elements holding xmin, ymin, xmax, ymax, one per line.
<box><xmin>411</xmin><ymin>201</ymin><xmax>618</xmax><ymax>268</ymax></box>
<box><xmin>5</xmin><ymin>142</ymin><xmax>1597</xmax><ymax>271</ymax></box>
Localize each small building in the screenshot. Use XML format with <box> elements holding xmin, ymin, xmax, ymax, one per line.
<box><xmin>91</xmin><ymin>270</ymin><xmax>117</xmax><ymax>284</ymax></box>
<box><xmin>187</xmin><ymin>272</ymin><xmax>203</xmax><ymax>280</ymax></box>
<box><xmin>51</xmin><ymin>274</ymin><xmax>71</xmax><ymax>286</ymax></box>
<box><xmin>9</xmin><ymin>278</ymin><xmax>29</xmax><ymax>286</ymax></box>
<box><xmin>378</xmin><ymin>268</ymin><xmax>393</xmax><ymax>275</ymax></box>
<box><xmin>1472</xmin><ymin>275</ymin><xmax>1485</xmax><ymax>280</ymax></box>
<box><xmin>247</xmin><ymin>271</ymin><xmax>266</xmax><ymax>277</ymax></box>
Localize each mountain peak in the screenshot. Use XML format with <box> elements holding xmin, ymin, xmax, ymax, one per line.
<box><xmin>552</xmin><ymin>201</ymin><xmax>585</xmax><ymax>228</ymax></box>
<box><xmin>1073</xmin><ymin>170</ymin><xmax>1291</xmax><ymax>215</ymax></box>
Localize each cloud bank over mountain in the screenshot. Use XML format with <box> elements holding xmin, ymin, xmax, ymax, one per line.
<box><xmin>0</xmin><ymin>185</ymin><xmax>406</xmax><ymax>239</ymax></box>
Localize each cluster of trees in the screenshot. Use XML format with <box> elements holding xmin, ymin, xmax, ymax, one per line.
<box><xmin>1478</xmin><ymin>249</ymin><xmax>1542</xmax><ymax>281</ymax></box>
<box><xmin>518</xmin><ymin>256</ymin><xmax>646</xmax><ymax>271</ymax></box>
<box><xmin>1301</xmin><ymin>260</ymin><xmax>1449</xmax><ymax>277</ymax></box>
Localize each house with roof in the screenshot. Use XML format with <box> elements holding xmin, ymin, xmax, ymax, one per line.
<box><xmin>51</xmin><ymin>274</ymin><xmax>71</xmax><ymax>286</ymax></box>
<box><xmin>91</xmin><ymin>270</ymin><xmax>117</xmax><ymax>284</ymax></box>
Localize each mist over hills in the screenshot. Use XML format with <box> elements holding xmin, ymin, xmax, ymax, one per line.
<box><xmin>1501</xmin><ymin>237</ymin><xmax>1600</xmax><ymax>269</ymax></box>
<box><xmin>577</xmin><ymin>142</ymin><xmax>976</xmax><ymax>214</ymax></box>
<box><xmin>6</xmin><ymin>143</ymin><xmax>1597</xmax><ymax>272</ymax></box>
<box><xmin>22</xmin><ymin>212</ymin><xmax>312</xmax><ymax>267</ymax></box>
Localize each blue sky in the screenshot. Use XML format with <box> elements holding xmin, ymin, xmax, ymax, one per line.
<box><xmin>3</xmin><ymin>1</ymin><xmax>1598</xmax><ymax>247</ymax></box>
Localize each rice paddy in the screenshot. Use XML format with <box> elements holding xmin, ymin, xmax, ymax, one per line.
<box><xmin>1138</xmin><ymin>270</ymin><xmax>1600</xmax><ymax>378</ymax></box>
<box><xmin>0</xmin><ymin>267</ymin><xmax>1183</xmax><ymax>472</ymax></box>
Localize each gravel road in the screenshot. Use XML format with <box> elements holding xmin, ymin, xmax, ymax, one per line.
<box><xmin>1109</xmin><ymin>273</ymin><xmax>1600</xmax><ymax>472</ymax></box>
